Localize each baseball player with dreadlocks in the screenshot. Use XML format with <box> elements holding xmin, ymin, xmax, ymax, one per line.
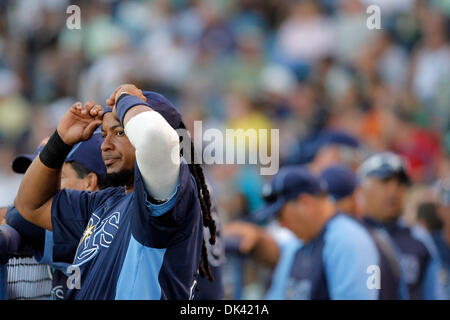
<box><xmin>13</xmin><ymin>84</ymin><xmax>216</xmax><ymax>299</ymax></box>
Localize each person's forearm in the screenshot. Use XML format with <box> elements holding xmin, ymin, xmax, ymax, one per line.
<box><xmin>252</xmin><ymin>231</ymin><xmax>280</xmax><ymax>269</ymax></box>
<box><xmin>124</xmin><ymin>107</ymin><xmax>180</xmax><ymax>200</ymax></box>
<box><xmin>15</xmin><ymin>128</ymin><xmax>75</xmax><ymax>230</ymax></box>
<box><xmin>0</xmin><ymin>208</ymin><xmax>7</xmax><ymax>224</ymax></box>
<box><xmin>14</xmin><ymin>157</ymin><xmax>60</xmax><ymax>230</ymax></box>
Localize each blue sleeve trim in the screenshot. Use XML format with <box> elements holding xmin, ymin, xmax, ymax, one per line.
<box><xmin>323</xmin><ymin>215</ymin><xmax>380</xmax><ymax>300</ymax></box>
<box><xmin>145</xmin><ymin>184</ymin><xmax>180</xmax><ymax>217</ymax></box>
<box><xmin>265</xmin><ymin>239</ymin><xmax>302</xmax><ymax>299</ymax></box>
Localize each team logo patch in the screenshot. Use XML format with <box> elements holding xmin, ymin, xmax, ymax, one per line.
<box><xmin>285</xmin><ymin>278</ymin><xmax>312</xmax><ymax>300</ymax></box>
<box><xmin>73</xmin><ymin>211</ymin><xmax>121</xmax><ymax>266</ymax></box>
<box><xmin>399</xmin><ymin>254</ymin><xmax>420</xmax><ymax>284</ymax></box>
<box><xmin>51</xmin><ymin>285</ymin><xmax>65</xmax><ymax>300</ymax></box>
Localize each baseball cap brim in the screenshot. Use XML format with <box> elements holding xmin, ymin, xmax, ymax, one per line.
<box><xmin>251</xmin><ymin>198</ymin><xmax>287</xmax><ymax>223</ymax></box>
<box><xmin>11</xmin><ymin>154</ymin><xmax>34</xmax><ymax>174</ymax></box>
<box><xmin>367</xmin><ymin>169</ymin><xmax>410</xmax><ymax>185</ymax></box>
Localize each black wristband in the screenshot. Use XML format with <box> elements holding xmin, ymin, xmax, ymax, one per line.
<box><xmin>38</xmin><ymin>130</ymin><xmax>73</xmax><ymax>169</ymax></box>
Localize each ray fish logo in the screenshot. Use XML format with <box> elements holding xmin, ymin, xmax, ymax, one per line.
<box><xmin>74</xmin><ymin>211</ymin><xmax>120</xmax><ymax>266</ymax></box>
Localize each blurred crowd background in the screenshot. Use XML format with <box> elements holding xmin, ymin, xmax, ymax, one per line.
<box><xmin>0</xmin><ymin>0</ymin><xmax>449</xmax><ymax>299</ymax></box>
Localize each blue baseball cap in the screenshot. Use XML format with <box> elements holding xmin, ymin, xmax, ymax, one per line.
<box><xmin>65</xmin><ymin>129</ymin><xmax>106</xmax><ymax>176</ymax></box>
<box><xmin>253</xmin><ymin>166</ymin><xmax>328</xmax><ymax>222</ymax></box>
<box><xmin>103</xmin><ymin>90</ymin><xmax>182</xmax><ymax>130</ymax></box>
<box><xmin>320</xmin><ymin>165</ymin><xmax>357</xmax><ymax>201</ymax></box>
<box><xmin>11</xmin><ymin>144</ymin><xmax>45</xmax><ymax>174</ymax></box>
<box><xmin>142</xmin><ymin>91</ymin><xmax>182</xmax><ymax>130</ymax></box>
<box><xmin>317</xmin><ymin>129</ymin><xmax>361</xmax><ymax>150</ymax></box>
<box><xmin>291</xmin><ymin>129</ymin><xmax>362</xmax><ymax>165</ymax></box>
<box><xmin>357</xmin><ymin>152</ymin><xmax>410</xmax><ymax>185</ymax></box>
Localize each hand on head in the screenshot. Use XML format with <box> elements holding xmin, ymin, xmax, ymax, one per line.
<box><xmin>57</xmin><ymin>100</ymin><xmax>104</xmax><ymax>146</ymax></box>
<box><xmin>106</xmin><ymin>84</ymin><xmax>147</xmax><ymax>111</ymax></box>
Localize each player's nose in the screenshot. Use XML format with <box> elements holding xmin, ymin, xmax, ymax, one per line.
<box><xmin>101</xmin><ymin>135</ymin><xmax>114</xmax><ymax>152</ymax></box>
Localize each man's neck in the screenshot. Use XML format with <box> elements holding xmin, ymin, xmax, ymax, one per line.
<box><xmin>364</xmin><ymin>211</ymin><xmax>399</xmax><ymax>225</ymax></box>
<box><xmin>305</xmin><ymin>201</ymin><xmax>335</xmax><ymax>242</ymax></box>
<box><xmin>125</xmin><ymin>185</ymin><xmax>134</xmax><ymax>194</ymax></box>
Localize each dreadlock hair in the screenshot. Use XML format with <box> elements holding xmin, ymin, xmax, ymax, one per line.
<box><xmin>178</xmin><ymin>121</ymin><xmax>216</xmax><ymax>283</ymax></box>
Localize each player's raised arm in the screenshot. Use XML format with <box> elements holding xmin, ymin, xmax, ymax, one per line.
<box><xmin>107</xmin><ymin>84</ymin><xmax>180</xmax><ymax>201</ymax></box>
<box><xmin>223</xmin><ymin>221</ymin><xmax>280</xmax><ymax>268</ymax></box>
<box><xmin>14</xmin><ymin>102</ymin><xmax>103</xmax><ymax>230</ymax></box>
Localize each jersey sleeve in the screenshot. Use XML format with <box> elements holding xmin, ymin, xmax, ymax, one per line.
<box><xmin>265</xmin><ymin>239</ymin><xmax>303</xmax><ymax>300</ymax></box>
<box><xmin>410</xmin><ymin>225</ymin><xmax>447</xmax><ymax>299</ymax></box>
<box><xmin>51</xmin><ymin>188</ymin><xmax>113</xmax><ymax>263</ymax></box>
<box><xmin>323</xmin><ymin>217</ymin><xmax>380</xmax><ymax>300</ymax></box>
<box><xmin>422</xmin><ymin>257</ymin><xmax>447</xmax><ymax>299</ymax></box>
<box><xmin>131</xmin><ymin>160</ymin><xmax>202</xmax><ymax>248</ymax></box>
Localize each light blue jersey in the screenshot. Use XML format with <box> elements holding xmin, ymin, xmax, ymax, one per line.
<box><xmin>265</xmin><ymin>213</ymin><xmax>379</xmax><ymax>300</ymax></box>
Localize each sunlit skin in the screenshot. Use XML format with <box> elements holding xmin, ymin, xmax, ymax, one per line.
<box><xmin>310</xmin><ymin>146</ymin><xmax>341</xmax><ymax>174</ymax></box>
<box><xmin>361</xmin><ymin>176</ymin><xmax>406</xmax><ymax>223</ymax></box>
<box><xmin>0</xmin><ymin>208</ymin><xmax>6</xmax><ymax>224</ymax></box>
<box><xmin>336</xmin><ymin>194</ymin><xmax>358</xmax><ymax>217</ymax></box>
<box><xmin>335</xmin><ymin>187</ymin><xmax>366</xmax><ymax>219</ymax></box>
<box><xmin>278</xmin><ymin>193</ymin><xmax>335</xmax><ymax>242</ymax></box>
<box><xmin>100</xmin><ymin>112</ymin><xmax>136</xmax><ymax>193</ymax></box>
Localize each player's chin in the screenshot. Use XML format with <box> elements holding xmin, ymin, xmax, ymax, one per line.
<box><xmin>382</xmin><ymin>208</ymin><xmax>400</xmax><ymax>220</ymax></box>
<box><xmin>105</xmin><ymin>160</ymin><xmax>123</xmax><ymax>174</ymax></box>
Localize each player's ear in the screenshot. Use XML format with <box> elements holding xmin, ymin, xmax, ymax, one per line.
<box><xmin>85</xmin><ymin>172</ymin><xmax>98</xmax><ymax>192</ymax></box>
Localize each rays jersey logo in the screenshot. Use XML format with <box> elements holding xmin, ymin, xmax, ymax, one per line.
<box><xmin>51</xmin><ymin>285</ymin><xmax>64</xmax><ymax>300</ymax></box>
<box><xmin>73</xmin><ymin>211</ymin><xmax>121</xmax><ymax>266</ymax></box>
<box><xmin>399</xmin><ymin>254</ymin><xmax>420</xmax><ymax>284</ymax></box>
<box><xmin>285</xmin><ymin>278</ymin><xmax>312</xmax><ymax>300</ymax></box>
